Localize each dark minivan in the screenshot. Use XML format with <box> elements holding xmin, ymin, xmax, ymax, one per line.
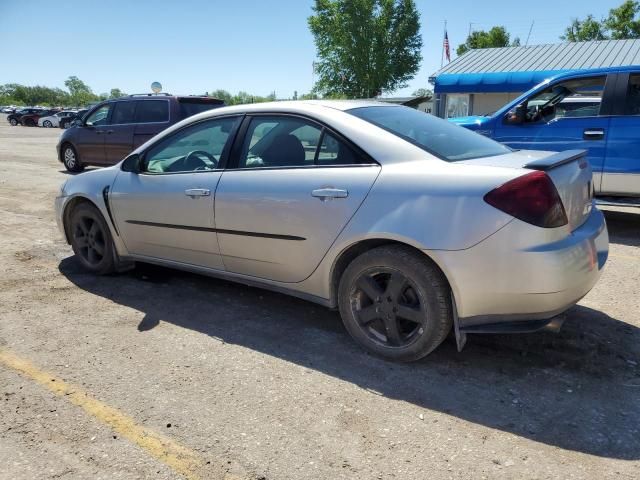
<box><xmin>57</xmin><ymin>94</ymin><xmax>224</xmax><ymax>172</ymax></box>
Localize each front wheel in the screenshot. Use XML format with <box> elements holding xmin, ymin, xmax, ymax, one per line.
<box><xmin>338</xmin><ymin>245</ymin><xmax>452</xmax><ymax>362</ymax></box>
<box><xmin>69</xmin><ymin>203</ymin><xmax>116</xmax><ymax>275</ymax></box>
<box><xmin>62</xmin><ymin>144</ymin><xmax>83</xmax><ymax>172</ymax></box>
<box><xmin>9</xmin><ymin>118</ymin><xmax>18</xmax><ymax>126</ymax></box>
<box><xmin>43</xmin><ymin>120</ymin><xmax>53</xmax><ymax>128</ymax></box>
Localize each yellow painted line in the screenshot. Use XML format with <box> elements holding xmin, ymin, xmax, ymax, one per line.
<box><xmin>0</xmin><ymin>348</ymin><xmax>241</xmax><ymax>480</ymax></box>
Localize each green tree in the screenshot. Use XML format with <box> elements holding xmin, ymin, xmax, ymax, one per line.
<box><xmin>605</xmin><ymin>0</ymin><xmax>640</xmax><ymax>39</ymax></box>
<box><xmin>64</xmin><ymin>76</ymin><xmax>97</xmax><ymax>106</ymax></box>
<box><xmin>308</xmin><ymin>0</ymin><xmax>422</xmax><ymax>98</ymax></box>
<box><xmin>109</xmin><ymin>88</ymin><xmax>126</xmax><ymax>99</ymax></box>
<box><xmin>456</xmin><ymin>26</ymin><xmax>519</xmax><ymax>56</ymax></box>
<box><xmin>411</xmin><ymin>88</ymin><xmax>433</xmax><ymax>98</ymax></box>
<box><xmin>561</xmin><ymin>15</ymin><xmax>608</xmax><ymax>41</ymax></box>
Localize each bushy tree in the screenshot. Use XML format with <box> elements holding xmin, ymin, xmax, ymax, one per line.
<box><xmin>411</xmin><ymin>88</ymin><xmax>433</xmax><ymax>98</ymax></box>
<box><xmin>562</xmin><ymin>1</ymin><xmax>640</xmax><ymax>41</ymax></box>
<box><xmin>308</xmin><ymin>0</ymin><xmax>422</xmax><ymax>98</ymax></box>
<box><xmin>457</xmin><ymin>26</ymin><xmax>520</xmax><ymax>56</ymax></box>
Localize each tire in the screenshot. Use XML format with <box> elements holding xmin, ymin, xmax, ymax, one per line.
<box><xmin>43</xmin><ymin>120</ymin><xmax>53</xmax><ymax>128</ymax></box>
<box><xmin>62</xmin><ymin>144</ymin><xmax>83</xmax><ymax>172</ymax></box>
<box><xmin>60</xmin><ymin>120</ymin><xmax>69</xmax><ymax>129</ymax></box>
<box><xmin>68</xmin><ymin>203</ymin><xmax>116</xmax><ymax>275</ymax></box>
<box><xmin>9</xmin><ymin>118</ymin><xmax>17</xmax><ymax>126</ymax></box>
<box><xmin>338</xmin><ymin>245</ymin><xmax>452</xmax><ymax>362</ymax></box>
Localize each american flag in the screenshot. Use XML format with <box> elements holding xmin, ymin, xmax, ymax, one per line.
<box><xmin>444</xmin><ymin>31</ymin><xmax>451</xmax><ymax>63</ymax></box>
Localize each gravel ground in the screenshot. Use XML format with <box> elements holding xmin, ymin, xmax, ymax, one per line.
<box><xmin>0</xmin><ymin>115</ymin><xmax>639</xmax><ymax>479</ymax></box>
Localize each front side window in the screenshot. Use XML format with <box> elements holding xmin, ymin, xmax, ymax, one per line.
<box><xmin>625</xmin><ymin>74</ymin><xmax>640</xmax><ymax>115</ymax></box>
<box><xmin>111</xmin><ymin>101</ymin><xmax>136</xmax><ymax>124</ymax></box>
<box><xmin>238</xmin><ymin>116</ymin><xmax>364</xmax><ymax>168</ymax></box>
<box><xmin>135</xmin><ymin>100</ymin><xmax>169</xmax><ymax>123</ymax></box>
<box><xmin>522</xmin><ymin>76</ymin><xmax>605</xmax><ymax>123</ymax></box>
<box><xmin>349</xmin><ymin>106</ymin><xmax>510</xmax><ymax>162</ymax></box>
<box><xmin>142</xmin><ymin>117</ymin><xmax>239</xmax><ymax>173</ymax></box>
<box><xmin>85</xmin><ymin>105</ymin><xmax>111</xmax><ymax>126</ymax></box>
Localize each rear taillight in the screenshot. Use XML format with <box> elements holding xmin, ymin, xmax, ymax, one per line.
<box><xmin>484</xmin><ymin>171</ymin><xmax>568</xmax><ymax>228</ymax></box>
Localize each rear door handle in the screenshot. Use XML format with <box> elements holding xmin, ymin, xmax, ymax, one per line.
<box><xmin>583</xmin><ymin>128</ymin><xmax>605</xmax><ymax>140</ymax></box>
<box><xmin>311</xmin><ymin>188</ymin><xmax>349</xmax><ymax>201</ymax></box>
<box><xmin>184</xmin><ymin>188</ymin><xmax>211</xmax><ymax>197</ymax></box>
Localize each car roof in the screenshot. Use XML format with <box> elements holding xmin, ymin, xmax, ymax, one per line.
<box><xmin>192</xmin><ymin>99</ymin><xmax>398</xmax><ymax>117</ymax></box>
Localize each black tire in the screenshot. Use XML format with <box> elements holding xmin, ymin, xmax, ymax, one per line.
<box><xmin>60</xmin><ymin>120</ymin><xmax>68</xmax><ymax>129</ymax></box>
<box><xmin>338</xmin><ymin>245</ymin><xmax>452</xmax><ymax>362</ymax></box>
<box><xmin>43</xmin><ymin>120</ymin><xmax>53</xmax><ymax>128</ymax></box>
<box><xmin>62</xmin><ymin>144</ymin><xmax>83</xmax><ymax>172</ymax></box>
<box><xmin>69</xmin><ymin>203</ymin><xmax>116</xmax><ymax>275</ymax></box>
<box><xmin>9</xmin><ymin>118</ymin><xmax>17</xmax><ymax>126</ymax></box>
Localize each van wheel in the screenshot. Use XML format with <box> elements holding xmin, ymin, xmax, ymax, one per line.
<box><xmin>338</xmin><ymin>245</ymin><xmax>452</xmax><ymax>362</ymax></box>
<box><xmin>62</xmin><ymin>144</ymin><xmax>83</xmax><ymax>172</ymax></box>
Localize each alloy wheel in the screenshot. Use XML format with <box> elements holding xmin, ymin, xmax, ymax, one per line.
<box><xmin>72</xmin><ymin>216</ymin><xmax>106</xmax><ymax>266</ymax></box>
<box><xmin>349</xmin><ymin>268</ymin><xmax>427</xmax><ymax>348</ymax></box>
<box><xmin>64</xmin><ymin>147</ymin><xmax>76</xmax><ymax>169</ymax></box>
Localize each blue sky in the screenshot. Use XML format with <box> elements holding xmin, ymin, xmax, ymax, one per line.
<box><xmin>0</xmin><ymin>0</ymin><xmax>621</xmax><ymax>98</ymax></box>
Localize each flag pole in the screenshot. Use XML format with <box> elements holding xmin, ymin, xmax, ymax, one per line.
<box><xmin>441</xmin><ymin>20</ymin><xmax>447</xmax><ymax>68</ymax></box>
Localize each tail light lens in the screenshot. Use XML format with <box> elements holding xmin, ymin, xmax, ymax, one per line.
<box><xmin>484</xmin><ymin>171</ymin><xmax>568</xmax><ymax>228</ymax></box>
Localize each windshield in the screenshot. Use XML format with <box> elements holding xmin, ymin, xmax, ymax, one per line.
<box><xmin>348</xmin><ymin>106</ymin><xmax>511</xmax><ymax>162</ymax></box>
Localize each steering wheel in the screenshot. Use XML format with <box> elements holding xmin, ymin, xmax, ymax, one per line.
<box><xmin>183</xmin><ymin>150</ymin><xmax>218</xmax><ymax>170</ymax></box>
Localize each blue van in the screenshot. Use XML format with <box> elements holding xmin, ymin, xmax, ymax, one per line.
<box><xmin>450</xmin><ymin>67</ymin><xmax>640</xmax><ymax>201</ymax></box>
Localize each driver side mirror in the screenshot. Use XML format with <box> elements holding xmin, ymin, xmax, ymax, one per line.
<box><xmin>503</xmin><ymin>104</ymin><xmax>526</xmax><ymax>125</ymax></box>
<box><xmin>121</xmin><ymin>153</ymin><xmax>142</xmax><ymax>173</ymax></box>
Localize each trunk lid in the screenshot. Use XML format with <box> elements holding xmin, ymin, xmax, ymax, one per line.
<box><xmin>460</xmin><ymin>149</ymin><xmax>593</xmax><ymax>230</ymax></box>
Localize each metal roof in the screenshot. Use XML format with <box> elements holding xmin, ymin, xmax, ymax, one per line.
<box><xmin>431</xmin><ymin>40</ymin><xmax>640</xmax><ymax>93</ymax></box>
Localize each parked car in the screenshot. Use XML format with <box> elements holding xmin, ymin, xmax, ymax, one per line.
<box><xmin>59</xmin><ymin>109</ymin><xmax>87</xmax><ymax>129</ymax></box>
<box><xmin>7</xmin><ymin>108</ymin><xmax>43</xmax><ymax>126</ymax></box>
<box><xmin>54</xmin><ymin>101</ymin><xmax>608</xmax><ymax>361</ymax></box>
<box><xmin>20</xmin><ymin>109</ymin><xmax>56</xmax><ymax>127</ymax></box>
<box><xmin>39</xmin><ymin>110</ymin><xmax>78</xmax><ymax>128</ymax></box>
<box><xmin>57</xmin><ymin>94</ymin><xmax>225</xmax><ymax>171</ymax></box>
<box><xmin>449</xmin><ymin>66</ymin><xmax>640</xmax><ymax>204</ymax></box>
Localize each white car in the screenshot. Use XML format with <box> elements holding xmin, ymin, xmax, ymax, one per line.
<box><xmin>38</xmin><ymin>111</ymin><xmax>76</xmax><ymax>128</ymax></box>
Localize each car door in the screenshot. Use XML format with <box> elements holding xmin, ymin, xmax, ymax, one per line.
<box><xmin>601</xmin><ymin>71</ymin><xmax>640</xmax><ymax>196</ymax></box>
<box><xmin>132</xmin><ymin>99</ymin><xmax>171</xmax><ymax>149</ymax></box>
<box><xmin>110</xmin><ymin>116</ymin><xmax>242</xmax><ymax>269</ymax></box>
<box><xmin>104</xmin><ymin>100</ymin><xmax>136</xmax><ymax>165</ymax></box>
<box><xmin>74</xmin><ymin>104</ymin><xmax>111</xmax><ymax>164</ymax></box>
<box><xmin>214</xmin><ymin>114</ymin><xmax>381</xmax><ymax>283</ymax></box>
<box><xmin>494</xmin><ymin>74</ymin><xmax>614</xmax><ymax>192</ymax></box>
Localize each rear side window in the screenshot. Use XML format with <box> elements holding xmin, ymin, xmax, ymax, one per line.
<box><xmin>178</xmin><ymin>99</ymin><xmax>224</xmax><ymax>119</ymax></box>
<box><xmin>625</xmin><ymin>74</ymin><xmax>640</xmax><ymax>115</ymax></box>
<box><xmin>134</xmin><ymin>100</ymin><xmax>169</xmax><ymax>123</ymax></box>
<box><xmin>111</xmin><ymin>101</ymin><xmax>136</xmax><ymax>124</ymax></box>
<box><xmin>349</xmin><ymin>106</ymin><xmax>511</xmax><ymax>162</ymax></box>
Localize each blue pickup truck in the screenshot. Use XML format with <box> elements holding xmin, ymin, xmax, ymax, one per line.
<box><xmin>450</xmin><ymin>66</ymin><xmax>640</xmax><ymax>203</ymax></box>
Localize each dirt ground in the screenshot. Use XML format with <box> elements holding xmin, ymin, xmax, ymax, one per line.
<box><xmin>0</xmin><ymin>114</ymin><xmax>639</xmax><ymax>480</ymax></box>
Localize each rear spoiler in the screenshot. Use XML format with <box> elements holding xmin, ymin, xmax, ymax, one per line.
<box><xmin>523</xmin><ymin>149</ymin><xmax>587</xmax><ymax>171</ymax></box>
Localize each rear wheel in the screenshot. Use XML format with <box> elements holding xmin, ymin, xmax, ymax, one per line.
<box><xmin>69</xmin><ymin>203</ymin><xmax>116</xmax><ymax>275</ymax></box>
<box><xmin>338</xmin><ymin>245</ymin><xmax>452</xmax><ymax>362</ymax></box>
<box><xmin>62</xmin><ymin>144</ymin><xmax>83</xmax><ymax>172</ymax></box>
<box><xmin>43</xmin><ymin>120</ymin><xmax>53</xmax><ymax>128</ymax></box>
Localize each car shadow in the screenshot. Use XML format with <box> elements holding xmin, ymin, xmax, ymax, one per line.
<box><xmin>603</xmin><ymin>209</ymin><xmax>640</xmax><ymax>248</ymax></box>
<box><xmin>59</xmin><ymin>255</ymin><xmax>640</xmax><ymax>460</ymax></box>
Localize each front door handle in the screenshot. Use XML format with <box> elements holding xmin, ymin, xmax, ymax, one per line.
<box><xmin>311</xmin><ymin>187</ymin><xmax>349</xmax><ymax>201</ymax></box>
<box><xmin>184</xmin><ymin>188</ymin><xmax>211</xmax><ymax>197</ymax></box>
<box><xmin>583</xmin><ymin>128</ymin><xmax>605</xmax><ymax>140</ymax></box>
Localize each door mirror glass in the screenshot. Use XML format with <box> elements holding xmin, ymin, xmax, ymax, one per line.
<box><xmin>503</xmin><ymin>104</ymin><xmax>526</xmax><ymax>125</ymax></box>
<box><xmin>121</xmin><ymin>153</ymin><xmax>141</xmax><ymax>173</ymax></box>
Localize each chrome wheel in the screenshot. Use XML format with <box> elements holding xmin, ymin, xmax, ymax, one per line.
<box><xmin>43</xmin><ymin>120</ymin><xmax>52</xmax><ymax>128</ymax></box>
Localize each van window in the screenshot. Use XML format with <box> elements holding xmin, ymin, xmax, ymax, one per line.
<box><xmin>522</xmin><ymin>76</ymin><xmax>605</xmax><ymax>123</ymax></box>
<box><xmin>625</xmin><ymin>74</ymin><xmax>640</xmax><ymax>115</ymax></box>
<box><xmin>134</xmin><ymin>100</ymin><xmax>169</xmax><ymax>123</ymax></box>
<box><xmin>111</xmin><ymin>101</ymin><xmax>136</xmax><ymax>124</ymax></box>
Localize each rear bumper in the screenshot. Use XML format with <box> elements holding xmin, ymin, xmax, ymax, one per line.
<box><xmin>428</xmin><ymin>207</ymin><xmax>608</xmax><ymax>328</ymax></box>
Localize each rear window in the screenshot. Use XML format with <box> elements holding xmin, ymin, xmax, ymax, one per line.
<box><xmin>348</xmin><ymin>106</ymin><xmax>511</xmax><ymax>162</ymax></box>
<box><xmin>178</xmin><ymin>98</ymin><xmax>224</xmax><ymax>119</ymax></box>
<box><xmin>134</xmin><ymin>100</ymin><xmax>169</xmax><ymax>123</ymax></box>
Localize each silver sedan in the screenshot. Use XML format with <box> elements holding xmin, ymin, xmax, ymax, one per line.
<box><xmin>55</xmin><ymin>101</ymin><xmax>609</xmax><ymax>361</ymax></box>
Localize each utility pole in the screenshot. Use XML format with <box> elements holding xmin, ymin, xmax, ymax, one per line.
<box><xmin>526</xmin><ymin>20</ymin><xmax>535</xmax><ymax>46</ymax></box>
